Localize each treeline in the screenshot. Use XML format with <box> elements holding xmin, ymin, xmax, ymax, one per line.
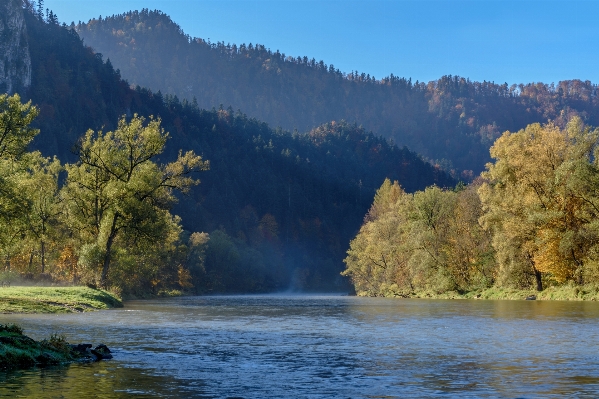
<box><xmin>0</xmin><ymin>94</ymin><xmax>209</xmax><ymax>294</ymax></box>
<box><xmin>0</xmin><ymin>3</ymin><xmax>453</xmax><ymax>295</ymax></box>
<box><xmin>343</xmin><ymin>118</ymin><xmax>599</xmax><ymax>295</ymax></box>
<box><xmin>75</xmin><ymin>9</ymin><xmax>599</xmax><ymax>176</ymax></box>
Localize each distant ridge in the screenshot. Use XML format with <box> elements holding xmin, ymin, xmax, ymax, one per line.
<box><xmin>77</xmin><ymin>9</ymin><xmax>599</xmax><ymax>177</ymax></box>
<box><xmin>6</xmin><ymin>6</ymin><xmax>454</xmax><ymax>292</ymax></box>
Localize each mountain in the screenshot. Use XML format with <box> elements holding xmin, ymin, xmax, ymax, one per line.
<box><xmin>76</xmin><ymin>9</ymin><xmax>599</xmax><ymax>178</ymax></box>
<box><xmin>5</xmin><ymin>2</ymin><xmax>454</xmax><ymax>293</ymax></box>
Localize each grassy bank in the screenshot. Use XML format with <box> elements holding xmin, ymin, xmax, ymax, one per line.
<box><xmin>0</xmin><ymin>287</ymin><xmax>123</xmax><ymax>313</ymax></box>
<box><xmin>0</xmin><ymin>324</ymin><xmax>77</xmax><ymax>368</ymax></box>
<box><xmin>0</xmin><ymin>324</ymin><xmax>112</xmax><ymax>369</ymax></box>
<box><xmin>364</xmin><ymin>284</ymin><xmax>599</xmax><ymax>301</ymax></box>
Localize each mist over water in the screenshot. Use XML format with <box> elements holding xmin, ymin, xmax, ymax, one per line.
<box><xmin>2</xmin><ymin>295</ymin><xmax>599</xmax><ymax>398</ymax></box>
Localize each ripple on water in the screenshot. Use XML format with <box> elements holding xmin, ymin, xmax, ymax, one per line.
<box><xmin>1</xmin><ymin>295</ymin><xmax>599</xmax><ymax>398</ymax></box>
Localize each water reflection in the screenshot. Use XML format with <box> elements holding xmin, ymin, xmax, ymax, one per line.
<box><xmin>0</xmin><ymin>362</ymin><xmax>207</xmax><ymax>398</ymax></box>
<box><xmin>1</xmin><ymin>295</ymin><xmax>599</xmax><ymax>398</ymax></box>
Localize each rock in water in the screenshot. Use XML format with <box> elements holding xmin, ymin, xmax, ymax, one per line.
<box><xmin>70</xmin><ymin>343</ymin><xmax>93</xmax><ymax>353</ymax></box>
<box><xmin>91</xmin><ymin>344</ymin><xmax>113</xmax><ymax>360</ymax></box>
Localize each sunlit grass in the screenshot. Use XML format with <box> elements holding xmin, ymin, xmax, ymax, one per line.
<box><xmin>0</xmin><ymin>287</ymin><xmax>123</xmax><ymax>314</ymax></box>
<box><xmin>362</xmin><ymin>283</ymin><xmax>599</xmax><ymax>301</ymax></box>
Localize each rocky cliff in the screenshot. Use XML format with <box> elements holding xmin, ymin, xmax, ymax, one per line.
<box><xmin>0</xmin><ymin>0</ymin><xmax>31</xmax><ymax>94</ymax></box>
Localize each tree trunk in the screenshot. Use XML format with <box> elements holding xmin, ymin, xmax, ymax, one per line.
<box><xmin>533</xmin><ymin>267</ymin><xmax>543</xmax><ymax>292</ymax></box>
<box><xmin>100</xmin><ymin>213</ymin><xmax>119</xmax><ymax>289</ymax></box>
<box><xmin>526</xmin><ymin>252</ymin><xmax>543</xmax><ymax>291</ymax></box>
<box><xmin>577</xmin><ymin>271</ymin><xmax>584</xmax><ymax>286</ymax></box>
<box><xmin>28</xmin><ymin>250</ymin><xmax>34</xmax><ymax>271</ymax></box>
<box><xmin>100</xmin><ymin>248</ymin><xmax>111</xmax><ymax>289</ymax></box>
<box><xmin>572</xmin><ymin>250</ymin><xmax>584</xmax><ymax>285</ymax></box>
<box><xmin>40</xmin><ymin>241</ymin><xmax>45</xmax><ymax>274</ymax></box>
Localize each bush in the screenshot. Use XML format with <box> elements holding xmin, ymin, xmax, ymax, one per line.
<box><xmin>0</xmin><ymin>324</ymin><xmax>23</xmax><ymax>335</ymax></box>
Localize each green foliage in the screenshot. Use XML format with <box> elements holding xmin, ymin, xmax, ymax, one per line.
<box><xmin>479</xmin><ymin>117</ymin><xmax>599</xmax><ymax>290</ymax></box>
<box><xmin>0</xmin><ymin>94</ymin><xmax>41</xmax><ymax>272</ymax></box>
<box><xmin>0</xmin><ymin>93</ymin><xmax>39</xmax><ymax>217</ymax></box>
<box><xmin>62</xmin><ymin>114</ymin><xmax>208</xmax><ymax>289</ymax></box>
<box><xmin>0</xmin><ymin>270</ymin><xmax>18</xmax><ymax>283</ymax></box>
<box><xmin>346</xmin><ymin>117</ymin><xmax>599</xmax><ymax>297</ymax></box>
<box><xmin>0</xmin><ymin>93</ymin><xmax>39</xmax><ymax>160</ymax></box>
<box><xmin>199</xmin><ymin>229</ymin><xmax>281</xmax><ymax>293</ymax></box>
<box><xmin>77</xmin><ymin>11</ymin><xmax>599</xmax><ymax>177</ymax></box>
<box><xmin>2</xmin><ymin>9</ymin><xmax>455</xmax><ymax>294</ymax></box>
<box><xmin>0</xmin><ymin>324</ymin><xmax>23</xmax><ymax>335</ymax></box>
<box><xmin>41</xmin><ymin>333</ymin><xmax>70</xmax><ymax>353</ymax></box>
<box><xmin>344</xmin><ymin>180</ymin><xmax>496</xmax><ymax>297</ymax></box>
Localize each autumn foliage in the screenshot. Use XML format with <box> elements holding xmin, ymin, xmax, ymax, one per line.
<box><xmin>344</xmin><ymin>117</ymin><xmax>599</xmax><ymax>295</ymax></box>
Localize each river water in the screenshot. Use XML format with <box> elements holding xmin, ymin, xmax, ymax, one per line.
<box><xmin>1</xmin><ymin>295</ymin><xmax>599</xmax><ymax>398</ymax></box>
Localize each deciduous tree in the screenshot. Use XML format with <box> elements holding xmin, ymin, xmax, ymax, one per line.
<box><xmin>479</xmin><ymin>117</ymin><xmax>599</xmax><ymax>290</ymax></box>
<box><xmin>62</xmin><ymin>114</ymin><xmax>209</xmax><ymax>288</ymax></box>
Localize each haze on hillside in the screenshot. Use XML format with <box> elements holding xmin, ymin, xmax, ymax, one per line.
<box><xmin>0</xmin><ymin>3</ymin><xmax>453</xmax><ymax>294</ymax></box>
<box><xmin>76</xmin><ymin>10</ymin><xmax>599</xmax><ymax>178</ymax></box>
<box><xmin>45</xmin><ymin>0</ymin><xmax>599</xmax><ymax>85</ymax></box>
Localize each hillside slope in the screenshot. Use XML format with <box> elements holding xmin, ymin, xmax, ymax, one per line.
<box><xmin>76</xmin><ymin>9</ymin><xmax>599</xmax><ymax>176</ymax></box>
<box><xmin>12</xmin><ymin>6</ymin><xmax>454</xmax><ymax>292</ymax></box>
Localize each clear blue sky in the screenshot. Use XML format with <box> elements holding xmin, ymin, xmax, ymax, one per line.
<box><xmin>43</xmin><ymin>0</ymin><xmax>599</xmax><ymax>85</ymax></box>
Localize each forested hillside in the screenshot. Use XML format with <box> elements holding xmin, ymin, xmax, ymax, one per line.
<box><xmin>76</xmin><ymin>9</ymin><xmax>599</xmax><ymax>177</ymax></box>
<box><xmin>0</xmin><ymin>2</ymin><xmax>453</xmax><ymax>295</ymax></box>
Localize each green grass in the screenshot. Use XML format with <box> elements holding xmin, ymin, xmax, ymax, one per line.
<box><xmin>0</xmin><ymin>324</ymin><xmax>80</xmax><ymax>369</ymax></box>
<box><xmin>363</xmin><ymin>283</ymin><xmax>599</xmax><ymax>301</ymax></box>
<box><xmin>457</xmin><ymin>284</ymin><xmax>599</xmax><ymax>301</ymax></box>
<box><xmin>0</xmin><ymin>286</ymin><xmax>123</xmax><ymax>314</ymax></box>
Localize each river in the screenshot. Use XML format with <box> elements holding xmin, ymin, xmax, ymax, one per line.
<box><xmin>1</xmin><ymin>295</ymin><xmax>599</xmax><ymax>398</ymax></box>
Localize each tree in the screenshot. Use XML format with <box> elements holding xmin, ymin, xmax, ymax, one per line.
<box><xmin>0</xmin><ymin>94</ymin><xmax>40</xmax><ymax>270</ymax></box>
<box><xmin>62</xmin><ymin>114</ymin><xmax>209</xmax><ymax>288</ymax></box>
<box><xmin>444</xmin><ymin>182</ymin><xmax>495</xmax><ymax>289</ymax></box>
<box><xmin>343</xmin><ymin>180</ymin><xmax>415</xmax><ymax>296</ymax></box>
<box><xmin>20</xmin><ymin>152</ymin><xmax>63</xmax><ymax>274</ymax></box>
<box><xmin>479</xmin><ymin>117</ymin><xmax>599</xmax><ymax>290</ymax></box>
<box><xmin>408</xmin><ymin>186</ymin><xmax>457</xmax><ymax>291</ymax></box>
<box><xmin>0</xmin><ymin>94</ymin><xmax>39</xmax><ymax>223</ymax></box>
<box><xmin>0</xmin><ymin>94</ymin><xmax>39</xmax><ymax>161</ymax></box>
<box><xmin>343</xmin><ymin>178</ymin><xmax>497</xmax><ymax>296</ymax></box>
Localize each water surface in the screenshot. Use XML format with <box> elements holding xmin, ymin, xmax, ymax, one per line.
<box><xmin>1</xmin><ymin>295</ymin><xmax>599</xmax><ymax>398</ymax></box>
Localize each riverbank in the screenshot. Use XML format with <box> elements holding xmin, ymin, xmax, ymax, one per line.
<box><xmin>0</xmin><ymin>287</ymin><xmax>123</xmax><ymax>313</ymax></box>
<box><xmin>0</xmin><ymin>324</ymin><xmax>112</xmax><ymax>369</ymax></box>
<box><xmin>464</xmin><ymin>284</ymin><xmax>599</xmax><ymax>300</ymax></box>
<box><xmin>374</xmin><ymin>284</ymin><xmax>599</xmax><ymax>300</ymax></box>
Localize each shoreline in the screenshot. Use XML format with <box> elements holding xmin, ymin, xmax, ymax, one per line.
<box><xmin>0</xmin><ymin>324</ymin><xmax>112</xmax><ymax>369</ymax></box>
<box><xmin>0</xmin><ymin>287</ymin><xmax>119</xmax><ymax>369</ymax></box>
<box><xmin>2</xmin><ymin>285</ymin><xmax>599</xmax><ymax>316</ymax></box>
<box><xmin>357</xmin><ymin>284</ymin><xmax>599</xmax><ymax>301</ymax></box>
<box><xmin>0</xmin><ymin>286</ymin><xmax>123</xmax><ymax>314</ymax></box>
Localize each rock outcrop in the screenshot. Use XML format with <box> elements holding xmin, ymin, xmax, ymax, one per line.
<box><xmin>0</xmin><ymin>0</ymin><xmax>32</xmax><ymax>94</ymax></box>
<box><xmin>0</xmin><ymin>324</ymin><xmax>114</xmax><ymax>369</ymax></box>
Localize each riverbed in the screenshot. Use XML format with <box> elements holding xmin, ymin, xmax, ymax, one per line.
<box><xmin>1</xmin><ymin>295</ymin><xmax>599</xmax><ymax>398</ymax></box>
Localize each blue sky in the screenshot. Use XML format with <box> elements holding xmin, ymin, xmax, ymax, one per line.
<box><xmin>43</xmin><ymin>0</ymin><xmax>599</xmax><ymax>85</ymax></box>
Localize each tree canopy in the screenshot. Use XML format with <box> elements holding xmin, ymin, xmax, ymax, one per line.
<box><xmin>344</xmin><ymin>117</ymin><xmax>599</xmax><ymax>296</ymax></box>
<box><xmin>63</xmin><ymin>115</ymin><xmax>208</xmax><ymax>288</ymax></box>
<box><xmin>479</xmin><ymin>117</ymin><xmax>599</xmax><ymax>290</ymax></box>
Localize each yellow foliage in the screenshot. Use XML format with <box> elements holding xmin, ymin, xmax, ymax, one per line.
<box><xmin>55</xmin><ymin>245</ymin><xmax>79</xmax><ymax>281</ymax></box>
<box><xmin>480</xmin><ymin>117</ymin><xmax>599</xmax><ymax>288</ymax></box>
<box><xmin>534</xmin><ymin>229</ymin><xmax>574</xmax><ymax>282</ymax></box>
<box><xmin>177</xmin><ymin>265</ymin><xmax>194</xmax><ymax>289</ymax></box>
